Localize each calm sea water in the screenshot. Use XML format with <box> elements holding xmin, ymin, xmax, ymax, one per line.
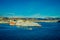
<box><xmin>0</xmin><ymin>22</ymin><xmax>60</xmax><ymax>40</ymax></box>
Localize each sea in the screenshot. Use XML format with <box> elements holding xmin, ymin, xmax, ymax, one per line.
<box><xmin>0</xmin><ymin>22</ymin><xmax>60</xmax><ymax>40</ymax></box>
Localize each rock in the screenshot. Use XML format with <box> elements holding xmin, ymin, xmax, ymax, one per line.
<box><xmin>58</xmin><ymin>20</ymin><xmax>60</xmax><ymax>22</ymax></box>
<box><xmin>15</xmin><ymin>20</ymin><xmax>41</xmax><ymax>26</ymax></box>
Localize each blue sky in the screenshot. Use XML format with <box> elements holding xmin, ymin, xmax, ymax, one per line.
<box><xmin>0</xmin><ymin>0</ymin><xmax>60</xmax><ymax>18</ymax></box>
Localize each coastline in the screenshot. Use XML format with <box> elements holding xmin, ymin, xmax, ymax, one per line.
<box><xmin>0</xmin><ymin>20</ymin><xmax>59</xmax><ymax>24</ymax></box>
<box><xmin>33</xmin><ymin>20</ymin><xmax>58</xmax><ymax>22</ymax></box>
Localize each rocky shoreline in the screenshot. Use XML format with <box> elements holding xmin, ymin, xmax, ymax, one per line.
<box><xmin>0</xmin><ymin>20</ymin><xmax>59</xmax><ymax>24</ymax></box>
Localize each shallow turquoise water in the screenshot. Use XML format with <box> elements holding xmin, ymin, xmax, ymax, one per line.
<box><xmin>0</xmin><ymin>22</ymin><xmax>60</xmax><ymax>40</ymax></box>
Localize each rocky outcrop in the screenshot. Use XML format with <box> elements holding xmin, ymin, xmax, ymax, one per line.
<box><xmin>58</xmin><ymin>20</ymin><xmax>60</xmax><ymax>22</ymax></box>
<box><xmin>15</xmin><ymin>20</ymin><xmax>41</xmax><ymax>26</ymax></box>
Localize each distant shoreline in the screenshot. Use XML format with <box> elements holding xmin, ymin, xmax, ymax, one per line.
<box><xmin>0</xmin><ymin>17</ymin><xmax>60</xmax><ymax>24</ymax></box>
<box><xmin>33</xmin><ymin>20</ymin><xmax>59</xmax><ymax>22</ymax></box>
<box><xmin>0</xmin><ymin>20</ymin><xmax>59</xmax><ymax>24</ymax></box>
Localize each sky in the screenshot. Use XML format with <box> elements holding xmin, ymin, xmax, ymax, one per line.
<box><xmin>0</xmin><ymin>0</ymin><xmax>60</xmax><ymax>18</ymax></box>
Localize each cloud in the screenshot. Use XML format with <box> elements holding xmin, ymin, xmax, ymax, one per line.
<box><xmin>7</xmin><ymin>13</ymin><xmax>15</xmax><ymax>15</ymax></box>
<box><xmin>31</xmin><ymin>14</ymin><xmax>41</xmax><ymax>18</ymax></box>
<box><xmin>3</xmin><ymin>13</ymin><xmax>15</xmax><ymax>17</ymax></box>
<box><xmin>4</xmin><ymin>13</ymin><xmax>58</xmax><ymax>18</ymax></box>
<box><xmin>24</xmin><ymin>13</ymin><xmax>41</xmax><ymax>18</ymax></box>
